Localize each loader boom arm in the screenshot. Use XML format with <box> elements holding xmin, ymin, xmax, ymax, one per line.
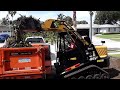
<box><xmin>41</xmin><ymin>19</ymin><xmax>89</xmax><ymax>46</ymax></box>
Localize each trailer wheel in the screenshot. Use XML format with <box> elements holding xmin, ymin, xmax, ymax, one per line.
<box><xmin>93</xmin><ymin>74</ymin><xmax>101</xmax><ymax>79</ymax></box>
<box><xmin>78</xmin><ymin>76</ymin><xmax>85</xmax><ymax>79</ymax></box>
<box><xmin>101</xmin><ymin>73</ymin><xmax>110</xmax><ymax>79</ymax></box>
<box><xmin>86</xmin><ymin>75</ymin><xmax>93</xmax><ymax>79</ymax></box>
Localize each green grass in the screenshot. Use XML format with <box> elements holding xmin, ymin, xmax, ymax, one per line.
<box><xmin>96</xmin><ymin>34</ymin><xmax>120</xmax><ymax>41</ymax></box>
<box><xmin>108</xmin><ymin>50</ymin><xmax>120</xmax><ymax>53</ymax></box>
<box><xmin>110</xmin><ymin>54</ymin><xmax>120</xmax><ymax>58</ymax></box>
<box><xmin>111</xmin><ymin>38</ymin><xmax>120</xmax><ymax>42</ymax></box>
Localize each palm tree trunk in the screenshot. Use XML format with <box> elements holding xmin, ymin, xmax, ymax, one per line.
<box><xmin>11</xmin><ymin>16</ymin><xmax>13</xmax><ymax>36</ymax></box>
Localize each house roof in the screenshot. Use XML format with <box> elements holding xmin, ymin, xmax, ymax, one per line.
<box><xmin>0</xmin><ymin>25</ymin><xmax>11</xmax><ymax>27</ymax></box>
<box><xmin>74</xmin><ymin>24</ymin><xmax>120</xmax><ymax>29</ymax></box>
<box><xmin>99</xmin><ymin>24</ymin><xmax>120</xmax><ymax>28</ymax></box>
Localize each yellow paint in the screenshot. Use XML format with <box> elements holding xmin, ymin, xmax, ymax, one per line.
<box><xmin>97</xmin><ymin>59</ymin><xmax>104</xmax><ymax>62</ymax></box>
<box><xmin>70</xmin><ymin>57</ymin><xmax>77</xmax><ymax>60</ymax></box>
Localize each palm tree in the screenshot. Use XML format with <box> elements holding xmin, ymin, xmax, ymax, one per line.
<box><xmin>8</xmin><ymin>11</ymin><xmax>17</xmax><ymax>25</ymax></box>
<box><xmin>57</xmin><ymin>13</ymin><xmax>73</xmax><ymax>26</ymax></box>
<box><xmin>1</xmin><ymin>18</ymin><xmax>9</xmax><ymax>25</ymax></box>
<box><xmin>57</xmin><ymin>13</ymin><xmax>66</xmax><ymax>20</ymax></box>
<box><xmin>8</xmin><ymin>11</ymin><xmax>17</xmax><ymax>36</ymax></box>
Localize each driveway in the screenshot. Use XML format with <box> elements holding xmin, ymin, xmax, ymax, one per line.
<box><xmin>50</xmin><ymin>44</ymin><xmax>57</xmax><ymax>65</ymax></box>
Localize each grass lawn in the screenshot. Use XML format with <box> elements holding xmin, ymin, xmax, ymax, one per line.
<box><xmin>110</xmin><ymin>54</ymin><xmax>120</xmax><ymax>58</ymax></box>
<box><xmin>108</xmin><ymin>50</ymin><xmax>120</xmax><ymax>53</ymax></box>
<box><xmin>96</xmin><ymin>34</ymin><xmax>120</xmax><ymax>41</ymax></box>
<box><xmin>111</xmin><ymin>38</ymin><xmax>120</xmax><ymax>42</ymax></box>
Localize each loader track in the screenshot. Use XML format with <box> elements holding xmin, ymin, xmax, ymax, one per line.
<box><xmin>61</xmin><ymin>64</ymin><xmax>110</xmax><ymax>79</ymax></box>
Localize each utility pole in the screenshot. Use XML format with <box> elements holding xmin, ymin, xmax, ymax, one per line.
<box><xmin>73</xmin><ymin>11</ymin><xmax>77</xmax><ymax>31</ymax></box>
<box><xmin>89</xmin><ymin>11</ymin><xmax>93</xmax><ymax>41</ymax></box>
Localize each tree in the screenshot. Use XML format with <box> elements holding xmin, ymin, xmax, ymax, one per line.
<box><xmin>94</xmin><ymin>11</ymin><xmax>120</xmax><ymax>24</ymax></box>
<box><xmin>1</xmin><ymin>14</ymin><xmax>12</xmax><ymax>25</ymax></box>
<box><xmin>8</xmin><ymin>11</ymin><xmax>17</xmax><ymax>25</ymax></box>
<box><xmin>57</xmin><ymin>13</ymin><xmax>65</xmax><ymax>20</ymax></box>
<box><xmin>57</xmin><ymin>13</ymin><xmax>73</xmax><ymax>26</ymax></box>
<box><xmin>77</xmin><ymin>20</ymin><xmax>88</xmax><ymax>24</ymax></box>
<box><xmin>8</xmin><ymin>11</ymin><xmax>17</xmax><ymax>19</ymax></box>
<box><xmin>64</xmin><ymin>16</ymin><xmax>73</xmax><ymax>26</ymax></box>
<box><xmin>14</xmin><ymin>15</ymin><xmax>41</xmax><ymax>31</ymax></box>
<box><xmin>1</xmin><ymin>18</ymin><xmax>9</xmax><ymax>25</ymax></box>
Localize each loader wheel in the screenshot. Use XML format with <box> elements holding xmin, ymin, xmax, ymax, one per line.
<box><xmin>93</xmin><ymin>74</ymin><xmax>101</xmax><ymax>79</ymax></box>
<box><xmin>101</xmin><ymin>73</ymin><xmax>110</xmax><ymax>79</ymax></box>
<box><xmin>86</xmin><ymin>75</ymin><xmax>93</xmax><ymax>79</ymax></box>
<box><xmin>78</xmin><ymin>76</ymin><xmax>85</xmax><ymax>79</ymax></box>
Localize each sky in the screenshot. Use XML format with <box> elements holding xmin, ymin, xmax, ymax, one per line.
<box><xmin>0</xmin><ymin>11</ymin><xmax>95</xmax><ymax>24</ymax></box>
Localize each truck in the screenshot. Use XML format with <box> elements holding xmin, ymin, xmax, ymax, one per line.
<box><xmin>25</xmin><ymin>36</ymin><xmax>52</xmax><ymax>77</ymax></box>
<box><xmin>0</xmin><ymin>34</ymin><xmax>9</xmax><ymax>47</ymax></box>
<box><xmin>25</xmin><ymin>36</ymin><xmax>45</xmax><ymax>44</ymax></box>
<box><xmin>0</xmin><ymin>19</ymin><xmax>110</xmax><ymax>79</ymax></box>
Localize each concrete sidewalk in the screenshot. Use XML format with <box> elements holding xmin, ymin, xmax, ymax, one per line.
<box><xmin>108</xmin><ymin>52</ymin><xmax>120</xmax><ymax>55</ymax></box>
<box><xmin>92</xmin><ymin>36</ymin><xmax>120</xmax><ymax>49</ymax></box>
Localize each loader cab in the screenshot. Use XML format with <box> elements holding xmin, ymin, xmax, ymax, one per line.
<box><xmin>55</xmin><ymin>32</ymin><xmax>89</xmax><ymax>73</ymax></box>
<box><xmin>76</xmin><ymin>28</ymin><xmax>109</xmax><ymax>68</ymax></box>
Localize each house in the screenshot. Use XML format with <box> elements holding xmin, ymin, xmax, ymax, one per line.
<box><xmin>0</xmin><ymin>25</ymin><xmax>14</xmax><ymax>36</ymax></box>
<box><xmin>0</xmin><ymin>20</ymin><xmax>2</xmax><ymax>25</ymax></box>
<box><xmin>95</xmin><ymin>24</ymin><xmax>120</xmax><ymax>34</ymax></box>
<box><xmin>75</xmin><ymin>24</ymin><xmax>120</xmax><ymax>35</ymax></box>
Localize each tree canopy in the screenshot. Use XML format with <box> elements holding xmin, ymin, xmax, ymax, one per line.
<box><xmin>57</xmin><ymin>13</ymin><xmax>73</xmax><ymax>26</ymax></box>
<box><xmin>8</xmin><ymin>11</ymin><xmax>17</xmax><ymax>19</ymax></box>
<box><xmin>1</xmin><ymin>11</ymin><xmax>16</xmax><ymax>25</ymax></box>
<box><xmin>1</xmin><ymin>18</ymin><xmax>9</xmax><ymax>25</ymax></box>
<box><xmin>14</xmin><ymin>15</ymin><xmax>41</xmax><ymax>31</ymax></box>
<box><xmin>94</xmin><ymin>11</ymin><xmax>120</xmax><ymax>24</ymax></box>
